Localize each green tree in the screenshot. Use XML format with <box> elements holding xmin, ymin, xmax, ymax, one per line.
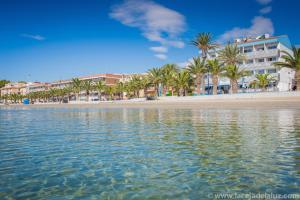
<box><xmin>223</xmin><ymin>65</ymin><xmax>250</xmax><ymax>94</ymax></box>
<box><xmin>105</xmin><ymin>85</ymin><xmax>115</xmax><ymax>100</ymax></box>
<box><xmin>273</xmin><ymin>47</ymin><xmax>300</xmax><ymax>91</ymax></box>
<box><xmin>82</xmin><ymin>80</ymin><xmax>94</xmax><ymax>102</ymax></box>
<box><xmin>187</xmin><ymin>57</ymin><xmax>207</xmax><ymax>95</ymax></box>
<box><xmin>71</xmin><ymin>78</ymin><xmax>82</xmax><ymax>101</ymax></box>
<box><xmin>207</xmin><ymin>59</ymin><xmax>225</xmax><ymax>95</ymax></box>
<box><xmin>94</xmin><ymin>81</ymin><xmax>106</xmax><ymax>101</ymax></box>
<box><xmin>161</xmin><ymin>64</ymin><xmax>179</xmax><ymax>96</ymax></box>
<box><xmin>191</xmin><ymin>32</ymin><xmax>217</xmax><ymax>60</ymax></box>
<box><xmin>218</xmin><ymin>43</ymin><xmax>245</xmax><ymax>65</ymax></box>
<box><xmin>174</xmin><ymin>70</ymin><xmax>192</xmax><ymax>96</ymax></box>
<box><xmin>255</xmin><ymin>74</ymin><xmax>274</xmax><ymax>92</ymax></box>
<box><xmin>0</xmin><ymin>80</ymin><xmax>10</xmax><ymax>88</ymax></box>
<box><xmin>148</xmin><ymin>67</ymin><xmax>162</xmax><ymax>97</ymax></box>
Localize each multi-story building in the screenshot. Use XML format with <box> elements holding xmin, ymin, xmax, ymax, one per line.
<box><xmin>0</xmin><ymin>82</ymin><xmax>27</xmax><ymax>96</ymax></box>
<box><xmin>27</xmin><ymin>82</ymin><xmax>51</xmax><ymax>93</ymax></box>
<box><xmin>206</xmin><ymin>34</ymin><xmax>294</xmax><ymax>93</ymax></box>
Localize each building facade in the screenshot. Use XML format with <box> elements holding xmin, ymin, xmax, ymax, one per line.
<box><xmin>206</xmin><ymin>34</ymin><xmax>294</xmax><ymax>93</ymax></box>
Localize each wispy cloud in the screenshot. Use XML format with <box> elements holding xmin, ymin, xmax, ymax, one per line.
<box><xmin>20</xmin><ymin>34</ymin><xmax>45</xmax><ymax>41</ymax></box>
<box><xmin>149</xmin><ymin>46</ymin><xmax>168</xmax><ymax>53</ymax></box>
<box><xmin>256</xmin><ymin>0</ymin><xmax>272</xmax><ymax>5</ymax></box>
<box><xmin>217</xmin><ymin>16</ymin><xmax>274</xmax><ymax>43</ymax></box>
<box><xmin>259</xmin><ymin>6</ymin><xmax>272</xmax><ymax>14</ymax></box>
<box><xmin>154</xmin><ymin>54</ymin><xmax>167</xmax><ymax>60</ymax></box>
<box><xmin>109</xmin><ymin>0</ymin><xmax>186</xmax><ymax>59</ymax></box>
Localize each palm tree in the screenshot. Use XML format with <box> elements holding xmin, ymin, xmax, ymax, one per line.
<box><xmin>174</xmin><ymin>70</ymin><xmax>192</xmax><ymax>96</ymax></box>
<box><xmin>105</xmin><ymin>85</ymin><xmax>115</xmax><ymax>100</ymax></box>
<box><xmin>115</xmin><ymin>81</ymin><xmax>124</xmax><ymax>99</ymax></box>
<box><xmin>207</xmin><ymin>59</ymin><xmax>225</xmax><ymax>95</ymax></box>
<box><xmin>82</xmin><ymin>80</ymin><xmax>93</xmax><ymax>102</ymax></box>
<box><xmin>71</xmin><ymin>78</ymin><xmax>82</xmax><ymax>101</ymax></box>
<box><xmin>140</xmin><ymin>76</ymin><xmax>150</xmax><ymax>97</ymax></box>
<box><xmin>255</xmin><ymin>74</ymin><xmax>274</xmax><ymax>92</ymax></box>
<box><xmin>223</xmin><ymin>65</ymin><xmax>250</xmax><ymax>94</ymax></box>
<box><xmin>187</xmin><ymin>56</ymin><xmax>207</xmax><ymax>95</ymax></box>
<box><xmin>94</xmin><ymin>81</ymin><xmax>105</xmax><ymax>101</ymax></box>
<box><xmin>273</xmin><ymin>47</ymin><xmax>300</xmax><ymax>91</ymax></box>
<box><xmin>148</xmin><ymin>67</ymin><xmax>162</xmax><ymax>97</ymax></box>
<box><xmin>218</xmin><ymin>43</ymin><xmax>245</xmax><ymax>65</ymax></box>
<box><xmin>191</xmin><ymin>32</ymin><xmax>217</xmax><ymax>60</ymax></box>
<box><xmin>161</xmin><ymin>64</ymin><xmax>179</xmax><ymax>96</ymax></box>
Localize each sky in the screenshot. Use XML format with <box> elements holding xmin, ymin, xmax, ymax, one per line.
<box><xmin>0</xmin><ymin>0</ymin><xmax>299</xmax><ymax>82</ymax></box>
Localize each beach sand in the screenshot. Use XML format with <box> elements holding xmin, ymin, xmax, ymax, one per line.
<box><xmin>2</xmin><ymin>95</ymin><xmax>300</xmax><ymax>109</ymax></box>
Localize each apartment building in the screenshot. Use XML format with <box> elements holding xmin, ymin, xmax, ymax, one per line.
<box><xmin>207</xmin><ymin>34</ymin><xmax>294</xmax><ymax>92</ymax></box>
<box><xmin>0</xmin><ymin>82</ymin><xmax>27</xmax><ymax>96</ymax></box>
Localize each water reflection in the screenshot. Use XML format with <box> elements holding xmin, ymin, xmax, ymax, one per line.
<box><xmin>0</xmin><ymin>107</ymin><xmax>299</xmax><ymax>199</ymax></box>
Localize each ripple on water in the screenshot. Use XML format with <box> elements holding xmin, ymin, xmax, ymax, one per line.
<box><xmin>0</xmin><ymin>107</ymin><xmax>300</xmax><ymax>199</ymax></box>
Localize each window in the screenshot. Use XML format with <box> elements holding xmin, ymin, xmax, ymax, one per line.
<box><xmin>267</xmin><ymin>57</ymin><xmax>277</xmax><ymax>62</ymax></box>
<box><xmin>257</xmin><ymin>58</ymin><xmax>265</xmax><ymax>63</ymax></box>
<box><xmin>246</xmin><ymin>59</ymin><xmax>254</xmax><ymax>64</ymax></box>
<box><xmin>244</xmin><ymin>48</ymin><xmax>253</xmax><ymax>53</ymax></box>
<box><xmin>257</xmin><ymin>69</ymin><xmax>265</xmax><ymax>74</ymax></box>
<box><xmin>267</xmin><ymin>44</ymin><xmax>277</xmax><ymax>49</ymax></box>
<box><xmin>267</xmin><ymin>68</ymin><xmax>277</xmax><ymax>73</ymax></box>
<box><xmin>256</xmin><ymin>46</ymin><xmax>264</xmax><ymax>51</ymax></box>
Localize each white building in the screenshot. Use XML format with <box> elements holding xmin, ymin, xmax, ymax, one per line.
<box><xmin>206</xmin><ymin>34</ymin><xmax>294</xmax><ymax>93</ymax></box>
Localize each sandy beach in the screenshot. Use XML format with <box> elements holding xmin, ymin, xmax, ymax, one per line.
<box><xmin>2</xmin><ymin>92</ymin><xmax>300</xmax><ymax>109</ymax></box>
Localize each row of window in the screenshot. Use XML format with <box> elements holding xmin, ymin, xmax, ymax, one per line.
<box><xmin>249</xmin><ymin>68</ymin><xmax>277</xmax><ymax>75</ymax></box>
<box><xmin>242</xmin><ymin>57</ymin><xmax>277</xmax><ymax>65</ymax></box>
<box><xmin>242</xmin><ymin>43</ymin><xmax>278</xmax><ymax>53</ymax></box>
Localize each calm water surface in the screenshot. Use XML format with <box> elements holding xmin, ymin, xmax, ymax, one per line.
<box><xmin>0</xmin><ymin>106</ymin><xmax>300</xmax><ymax>199</ymax></box>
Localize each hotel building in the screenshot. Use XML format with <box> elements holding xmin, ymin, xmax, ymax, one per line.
<box><xmin>206</xmin><ymin>34</ymin><xmax>294</xmax><ymax>93</ymax></box>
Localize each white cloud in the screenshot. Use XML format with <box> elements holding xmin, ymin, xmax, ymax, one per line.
<box><xmin>150</xmin><ymin>46</ymin><xmax>168</xmax><ymax>53</ymax></box>
<box><xmin>259</xmin><ymin>6</ymin><xmax>272</xmax><ymax>14</ymax></box>
<box><xmin>217</xmin><ymin>16</ymin><xmax>274</xmax><ymax>43</ymax></box>
<box><xmin>256</xmin><ymin>0</ymin><xmax>272</xmax><ymax>5</ymax></box>
<box><xmin>20</xmin><ymin>34</ymin><xmax>45</xmax><ymax>41</ymax></box>
<box><xmin>154</xmin><ymin>54</ymin><xmax>167</xmax><ymax>60</ymax></box>
<box><xmin>110</xmin><ymin>0</ymin><xmax>186</xmax><ymax>59</ymax></box>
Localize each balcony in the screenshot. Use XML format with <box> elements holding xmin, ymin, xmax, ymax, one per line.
<box><xmin>243</xmin><ymin>49</ymin><xmax>279</xmax><ymax>59</ymax></box>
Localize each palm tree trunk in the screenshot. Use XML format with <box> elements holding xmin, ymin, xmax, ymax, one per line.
<box><xmin>212</xmin><ymin>75</ymin><xmax>218</xmax><ymax>95</ymax></box>
<box><xmin>76</xmin><ymin>93</ymin><xmax>79</xmax><ymax>101</ymax></box>
<box><xmin>295</xmin><ymin>70</ymin><xmax>300</xmax><ymax>91</ymax></box>
<box><xmin>196</xmin><ymin>75</ymin><xmax>202</xmax><ymax>95</ymax></box>
<box><xmin>86</xmin><ymin>92</ymin><xmax>89</xmax><ymax>102</ymax></box>
<box><xmin>231</xmin><ymin>80</ymin><xmax>238</xmax><ymax>94</ymax></box>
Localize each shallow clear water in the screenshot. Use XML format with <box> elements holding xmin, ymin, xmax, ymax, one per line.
<box><xmin>0</xmin><ymin>107</ymin><xmax>300</xmax><ymax>199</ymax></box>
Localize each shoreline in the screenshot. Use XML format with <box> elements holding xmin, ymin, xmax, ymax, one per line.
<box><xmin>1</xmin><ymin>92</ymin><xmax>300</xmax><ymax>109</ymax></box>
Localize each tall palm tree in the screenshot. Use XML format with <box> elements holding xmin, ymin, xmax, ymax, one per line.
<box><xmin>82</xmin><ymin>80</ymin><xmax>94</xmax><ymax>102</ymax></box>
<box><xmin>174</xmin><ymin>70</ymin><xmax>192</xmax><ymax>96</ymax></box>
<box><xmin>255</xmin><ymin>74</ymin><xmax>274</xmax><ymax>92</ymax></box>
<box><xmin>207</xmin><ymin>59</ymin><xmax>225</xmax><ymax>95</ymax></box>
<box><xmin>161</xmin><ymin>64</ymin><xmax>179</xmax><ymax>96</ymax></box>
<box><xmin>71</xmin><ymin>78</ymin><xmax>82</xmax><ymax>101</ymax></box>
<box><xmin>94</xmin><ymin>81</ymin><xmax>105</xmax><ymax>101</ymax></box>
<box><xmin>191</xmin><ymin>32</ymin><xmax>217</xmax><ymax>60</ymax></box>
<box><xmin>187</xmin><ymin>56</ymin><xmax>207</xmax><ymax>95</ymax></box>
<box><xmin>273</xmin><ymin>47</ymin><xmax>300</xmax><ymax>91</ymax></box>
<box><xmin>148</xmin><ymin>67</ymin><xmax>162</xmax><ymax>97</ymax></box>
<box><xmin>218</xmin><ymin>43</ymin><xmax>245</xmax><ymax>65</ymax></box>
<box><xmin>223</xmin><ymin>65</ymin><xmax>250</xmax><ymax>94</ymax></box>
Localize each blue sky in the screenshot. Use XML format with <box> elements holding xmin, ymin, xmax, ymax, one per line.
<box><xmin>0</xmin><ymin>0</ymin><xmax>299</xmax><ymax>82</ymax></box>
